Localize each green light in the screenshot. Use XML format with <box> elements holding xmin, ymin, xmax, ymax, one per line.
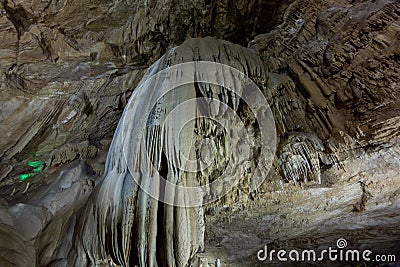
<box><xmin>26</xmin><ymin>160</ymin><xmax>43</xmax><ymax>168</ymax></box>
<box><xmin>19</xmin><ymin>173</ymin><xmax>33</xmax><ymax>181</ymax></box>
<box><xmin>17</xmin><ymin>160</ymin><xmax>44</xmax><ymax>181</ymax></box>
<box><xmin>33</xmin><ymin>166</ymin><xmax>43</xmax><ymax>173</ymax></box>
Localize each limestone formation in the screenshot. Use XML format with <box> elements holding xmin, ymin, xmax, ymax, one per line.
<box><xmin>278</xmin><ymin>133</ymin><xmax>324</xmax><ymax>184</ymax></box>
<box><xmin>37</xmin><ymin>38</ymin><xmax>271</xmax><ymax>267</ymax></box>
<box><xmin>0</xmin><ymin>0</ymin><xmax>399</xmax><ymax>266</ymax></box>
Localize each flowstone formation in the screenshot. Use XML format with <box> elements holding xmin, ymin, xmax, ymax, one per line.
<box><xmin>37</xmin><ymin>37</ymin><xmax>273</xmax><ymax>267</ymax></box>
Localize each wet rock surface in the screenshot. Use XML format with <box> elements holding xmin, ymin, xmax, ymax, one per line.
<box><xmin>0</xmin><ymin>0</ymin><xmax>399</xmax><ymax>266</ymax></box>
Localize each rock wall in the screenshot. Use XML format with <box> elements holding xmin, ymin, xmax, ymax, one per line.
<box><xmin>251</xmin><ymin>0</ymin><xmax>400</xmax><ymax>147</ymax></box>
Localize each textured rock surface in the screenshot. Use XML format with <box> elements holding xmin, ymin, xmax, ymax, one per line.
<box><xmin>251</xmin><ymin>0</ymin><xmax>400</xmax><ymax>146</ymax></box>
<box><xmin>0</xmin><ymin>0</ymin><xmax>399</xmax><ymax>266</ymax></box>
<box><xmin>206</xmin><ymin>0</ymin><xmax>400</xmax><ymax>265</ymax></box>
<box><xmin>0</xmin><ymin>161</ymin><xmax>97</xmax><ymax>267</ymax></box>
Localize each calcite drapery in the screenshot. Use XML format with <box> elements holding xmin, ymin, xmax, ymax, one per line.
<box><xmin>38</xmin><ymin>37</ymin><xmax>272</xmax><ymax>266</ymax></box>
<box><xmin>278</xmin><ymin>133</ymin><xmax>324</xmax><ymax>184</ymax></box>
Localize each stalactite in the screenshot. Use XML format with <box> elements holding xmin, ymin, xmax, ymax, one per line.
<box><xmin>278</xmin><ymin>132</ymin><xmax>324</xmax><ymax>184</ymax></box>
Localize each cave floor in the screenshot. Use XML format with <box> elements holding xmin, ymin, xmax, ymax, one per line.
<box><xmin>200</xmin><ymin>145</ymin><xmax>400</xmax><ymax>266</ymax></box>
